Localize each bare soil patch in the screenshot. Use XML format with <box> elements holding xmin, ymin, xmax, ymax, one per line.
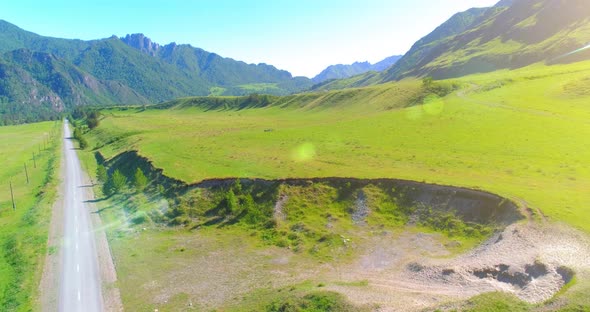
<box><xmin>325</xmin><ymin>223</ymin><xmax>590</xmax><ymax>311</ymax></box>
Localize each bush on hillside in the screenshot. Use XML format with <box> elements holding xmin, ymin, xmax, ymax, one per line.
<box><xmin>225</xmin><ymin>189</ymin><xmax>239</xmax><ymax>216</ymax></box>
<box><xmin>134</xmin><ymin>168</ymin><xmax>148</xmax><ymax>192</ymax></box>
<box><xmin>96</xmin><ymin>165</ymin><xmax>107</xmax><ymax>183</ymax></box>
<box><xmin>266</xmin><ymin>291</ymin><xmax>359</xmax><ymax>312</ymax></box>
<box><xmin>78</xmin><ymin>136</ymin><xmax>88</xmax><ymax>149</ymax></box>
<box><xmin>131</xmin><ymin>211</ymin><xmax>150</xmax><ymax>225</ymax></box>
<box><xmin>111</xmin><ymin>170</ymin><xmax>127</xmax><ymax>193</ymax></box>
<box><xmin>86</xmin><ymin>111</ymin><xmax>101</xmax><ymax>129</ymax></box>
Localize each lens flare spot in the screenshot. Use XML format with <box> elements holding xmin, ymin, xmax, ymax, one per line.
<box><xmin>422</xmin><ymin>95</ymin><xmax>445</xmax><ymax>115</ymax></box>
<box><xmin>292</xmin><ymin>142</ymin><xmax>316</xmax><ymax>162</ymax></box>
<box><xmin>405</xmin><ymin>106</ymin><xmax>423</xmax><ymax>120</ymax></box>
<box><xmin>405</xmin><ymin>95</ymin><xmax>445</xmax><ymax>120</ymax></box>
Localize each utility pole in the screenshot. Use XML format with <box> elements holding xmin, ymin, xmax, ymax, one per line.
<box><xmin>33</xmin><ymin>152</ymin><xmax>36</xmax><ymax>168</ymax></box>
<box><xmin>24</xmin><ymin>163</ymin><xmax>29</xmax><ymax>184</ymax></box>
<box><xmin>9</xmin><ymin>181</ymin><xmax>15</xmax><ymax>211</ymax></box>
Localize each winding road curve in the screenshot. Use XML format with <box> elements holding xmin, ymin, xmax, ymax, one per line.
<box><xmin>58</xmin><ymin>121</ymin><xmax>103</xmax><ymax>312</ymax></box>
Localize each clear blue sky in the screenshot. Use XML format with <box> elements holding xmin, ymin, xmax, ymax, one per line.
<box><xmin>1</xmin><ymin>0</ymin><xmax>498</xmax><ymax>77</ymax></box>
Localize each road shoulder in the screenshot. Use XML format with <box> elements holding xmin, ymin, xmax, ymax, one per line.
<box><xmin>80</xmin><ymin>169</ymin><xmax>124</xmax><ymax>311</ymax></box>
<box><xmin>38</xmin><ymin>137</ymin><xmax>66</xmax><ymax>312</ymax></box>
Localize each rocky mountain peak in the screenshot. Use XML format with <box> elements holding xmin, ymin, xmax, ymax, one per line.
<box><xmin>120</xmin><ymin>33</ymin><xmax>161</xmax><ymax>56</ymax></box>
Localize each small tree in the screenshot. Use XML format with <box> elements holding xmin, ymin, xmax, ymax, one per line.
<box><xmin>233</xmin><ymin>178</ymin><xmax>242</xmax><ymax>194</ymax></box>
<box><xmin>78</xmin><ymin>136</ymin><xmax>88</xmax><ymax>149</ymax></box>
<box><xmin>134</xmin><ymin>168</ymin><xmax>148</xmax><ymax>192</ymax></box>
<box><xmin>243</xmin><ymin>194</ymin><xmax>263</xmax><ymax>225</ymax></box>
<box><xmin>111</xmin><ymin>169</ymin><xmax>127</xmax><ymax>194</ymax></box>
<box><xmin>422</xmin><ymin>76</ymin><xmax>434</xmax><ymax>88</ymax></box>
<box><xmin>87</xmin><ymin>111</ymin><xmax>101</xmax><ymax>129</ymax></box>
<box><xmin>226</xmin><ymin>189</ymin><xmax>239</xmax><ymax>215</ymax></box>
<box><xmin>96</xmin><ymin>165</ymin><xmax>107</xmax><ymax>183</ymax></box>
<box><xmin>102</xmin><ymin>177</ymin><xmax>113</xmax><ymax>196</ymax></box>
<box><xmin>73</xmin><ymin>127</ymin><xmax>82</xmax><ymax>140</ymax></box>
<box><xmin>87</xmin><ymin>117</ymin><xmax>99</xmax><ymax>129</ymax></box>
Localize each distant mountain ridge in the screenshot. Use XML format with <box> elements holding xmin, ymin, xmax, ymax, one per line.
<box><xmin>312</xmin><ymin>55</ymin><xmax>402</xmax><ymax>83</ymax></box>
<box><xmin>0</xmin><ymin>20</ymin><xmax>313</xmax><ymax>124</ymax></box>
<box><xmin>382</xmin><ymin>0</ymin><xmax>590</xmax><ymax>80</ymax></box>
<box><xmin>3</xmin><ymin>0</ymin><xmax>590</xmax><ymax>124</ymax></box>
<box><xmin>316</xmin><ymin>0</ymin><xmax>590</xmax><ymax>91</ymax></box>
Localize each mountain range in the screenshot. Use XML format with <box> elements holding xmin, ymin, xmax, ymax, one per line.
<box><xmin>0</xmin><ymin>21</ymin><xmax>313</xmax><ymax>123</ymax></box>
<box><xmin>311</xmin><ymin>55</ymin><xmax>402</xmax><ymax>83</ymax></box>
<box><xmin>382</xmin><ymin>0</ymin><xmax>590</xmax><ymax>80</ymax></box>
<box><xmin>315</xmin><ymin>0</ymin><xmax>590</xmax><ymax>91</ymax></box>
<box><xmin>1</xmin><ymin>0</ymin><xmax>590</xmax><ymax>124</ymax></box>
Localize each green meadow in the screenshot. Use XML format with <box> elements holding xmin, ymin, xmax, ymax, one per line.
<box><xmin>87</xmin><ymin>61</ymin><xmax>590</xmax><ymax>233</ymax></box>
<box><xmin>0</xmin><ymin>121</ymin><xmax>61</xmax><ymax>311</ymax></box>
<box><xmin>72</xmin><ymin>60</ymin><xmax>590</xmax><ymax>310</ymax></box>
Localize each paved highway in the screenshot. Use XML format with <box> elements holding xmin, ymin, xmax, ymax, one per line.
<box><xmin>58</xmin><ymin>121</ymin><xmax>103</xmax><ymax>312</ymax></box>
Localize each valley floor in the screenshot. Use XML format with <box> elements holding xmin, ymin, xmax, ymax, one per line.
<box><xmin>75</xmin><ymin>61</ymin><xmax>590</xmax><ymax>311</ymax></box>
<box><xmin>88</xmin><ymin>188</ymin><xmax>590</xmax><ymax>311</ymax></box>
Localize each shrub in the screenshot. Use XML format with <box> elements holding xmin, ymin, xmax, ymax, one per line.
<box><xmin>73</xmin><ymin>127</ymin><xmax>82</xmax><ymax>140</ymax></box>
<box><xmin>243</xmin><ymin>193</ymin><xmax>266</xmax><ymax>224</ymax></box>
<box><xmin>96</xmin><ymin>165</ymin><xmax>107</xmax><ymax>183</ymax></box>
<box><xmin>131</xmin><ymin>211</ymin><xmax>150</xmax><ymax>225</ymax></box>
<box><xmin>233</xmin><ymin>179</ymin><xmax>243</xmax><ymax>193</ymax></box>
<box><xmin>169</xmin><ymin>216</ymin><xmax>191</xmax><ymax>226</ymax></box>
<box><xmin>86</xmin><ymin>111</ymin><xmax>100</xmax><ymax>129</ymax></box>
<box><xmin>266</xmin><ymin>291</ymin><xmax>358</xmax><ymax>312</ymax></box>
<box><xmin>102</xmin><ymin>179</ymin><xmax>114</xmax><ymax>196</ymax></box>
<box><xmin>78</xmin><ymin>136</ymin><xmax>88</xmax><ymax>149</ymax></box>
<box><xmin>72</xmin><ymin>126</ymin><xmax>88</xmax><ymax>149</ymax></box>
<box><xmin>134</xmin><ymin>168</ymin><xmax>148</xmax><ymax>192</ymax></box>
<box><xmin>111</xmin><ymin>169</ymin><xmax>127</xmax><ymax>194</ymax></box>
<box><xmin>226</xmin><ymin>189</ymin><xmax>239</xmax><ymax>215</ymax></box>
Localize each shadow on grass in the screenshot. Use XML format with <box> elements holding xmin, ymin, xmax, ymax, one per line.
<box><xmin>87</xmin><ymin>193</ymin><xmax>122</xmax><ymax>212</ymax></box>
<box><xmin>93</xmin><ymin>204</ymin><xmax>117</xmax><ymax>214</ymax></box>
<box><xmin>218</xmin><ymin>210</ymin><xmax>247</xmax><ymax>228</ymax></box>
<box><xmin>85</xmin><ymin>197</ymin><xmax>108</xmax><ymax>204</ymax></box>
<box><xmin>191</xmin><ymin>216</ymin><xmax>225</xmax><ymax>230</ymax></box>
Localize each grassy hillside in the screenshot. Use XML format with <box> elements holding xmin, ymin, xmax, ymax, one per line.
<box><xmin>83</xmin><ymin>61</ymin><xmax>590</xmax><ymax>233</ymax></box>
<box><xmin>0</xmin><ymin>48</ymin><xmax>148</xmax><ymax>125</ymax></box>
<box><xmin>382</xmin><ymin>0</ymin><xmax>590</xmax><ymax>80</ymax></box>
<box><xmin>311</xmin><ymin>6</ymin><xmax>500</xmax><ymax>91</ymax></box>
<box><xmin>0</xmin><ymin>20</ymin><xmax>313</xmax><ymax>123</ymax></box>
<box><xmin>310</xmin><ymin>71</ymin><xmax>384</xmax><ymax>92</ymax></box>
<box><xmin>383</xmin><ymin>6</ymin><xmax>496</xmax><ymax>80</ymax></box>
<box><xmin>73</xmin><ymin>61</ymin><xmax>590</xmax><ymax>311</ymax></box>
<box><xmin>0</xmin><ymin>121</ymin><xmax>61</xmax><ymax>311</ymax></box>
<box><xmin>322</xmin><ymin>0</ymin><xmax>590</xmax><ymax>90</ymax></box>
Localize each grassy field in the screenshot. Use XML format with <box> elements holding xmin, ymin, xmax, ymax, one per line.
<box><xmin>71</xmin><ymin>60</ymin><xmax>590</xmax><ymax>311</ymax></box>
<box><xmin>0</xmin><ymin>121</ymin><xmax>61</xmax><ymax>311</ymax></box>
<box><xmin>77</xmin><ymin>184</ymin><xmax>486</xmax><ymax>311</ymax></box>
<box><xmin>86</xmin><ymin>61</ymin><xmax>590</xmax><ymax>233</ymax></box>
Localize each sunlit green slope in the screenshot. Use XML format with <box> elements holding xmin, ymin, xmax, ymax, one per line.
<box><xmin>84</xmin><ymin>61</ymin><xmax>590</xmax><ymax>232</ymax></box>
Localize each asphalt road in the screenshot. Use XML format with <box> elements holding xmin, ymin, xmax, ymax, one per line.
<box><xmin>58</xmin><ymin>121</ymin><xmax>103</xmax><ymax>312</ymax></box>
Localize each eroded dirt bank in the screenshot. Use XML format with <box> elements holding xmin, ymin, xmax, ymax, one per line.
<box><xmin>104</xmin><ymin>150</ymin><xmax>524</xmax><ymax>226</ymax></box>
<box><xmin>99</xmin><ymin>150</ymin><xmax>589</xmax><ymax>311</ymax></box>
